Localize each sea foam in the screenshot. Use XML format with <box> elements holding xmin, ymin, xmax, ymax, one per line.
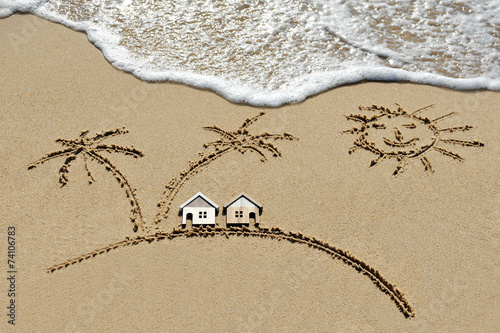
<box><xmin>2</xmin><ymin>0</ymin><xmax>499</xmax><ymax>106</ymax></box>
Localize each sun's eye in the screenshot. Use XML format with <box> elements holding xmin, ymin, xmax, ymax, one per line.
<box><xmin>402</xmin><ymin>123</ymin><xmax>416</xmax><ymax>129</ymax></box>
<box><xmin>372</xmin><ymin>123</ymin><xmax>386</xmax><ymax>129</ymax></box>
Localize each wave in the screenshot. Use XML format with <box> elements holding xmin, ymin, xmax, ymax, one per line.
<box><xmin>2</xmin><ymin>0</ymin><xmax>499</xmax><ymax>106</ymax></box>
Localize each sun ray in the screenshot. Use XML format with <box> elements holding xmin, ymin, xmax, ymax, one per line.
<box><xmin>369</xmin><ymin>155</ymin><xmax>384</xmax><ymax>168</ymax></box>
<box><xmin>393</xmin><ymin>159</ymin><xmax>408</xmax><ymax>176</ymax></box>
<box><xmin>431</xmin><ymin>112</ymin><xmax>456</xmax><ymax>123</ymax></box>
<box><xmin>420</xmin><ymin>156</ymin><xmax>433</xmax><ymax>172</ymax></box>
<box><xmin>409</xmin><ymin>104</ymin><xmax>434</xmax><ymax>116</ymax></box>
<box><xmin>438</xmin><ymin>125</ymin><xmax>474</xmax><ymax>133</ymax></box>
<box><xmin>342</xmin><ymin>127</ymin><xmax>363</xmax><ymax>134</ymax></box>
<box><xmin>346</xmin><ymin>114</ymin><xmax>379</xmax><ymax>123</ymax></box>
<box><xmin>433</xmin><ymin>147</ymin><xmax>463</xmax><ymax>161</ymax></box>
<box><xmin>348</xmin><ymin>146</ymin><xmax>361</xmax><ymax>154</ymax></box>
<box><xmin>440</xmin><ymin>139</ymin><xmax>484</xmax><ymax>147</ymax></box>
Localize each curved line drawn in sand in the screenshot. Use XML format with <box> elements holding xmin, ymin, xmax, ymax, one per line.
<box><xmin>152</xmin><ymin>111</ymin><xmax>298</xmax><ymax>231</ymax></box>
<box><xmin>47</xmin><ymin>225</ymin><xmax>415</xmax><ymax>318</ymax></box>
<box><xmin>343</xmin><ymin>104</ymin><xmax>484</xmax><ymax>175</ymax></box>
<box><xmin>28</xmin><ymin>113</ymin><xmax>414</xmax><ymax>318</ymax></box>
<box><xmin>27</xmin><ymin>127</ymin><xmax>144</xmax><ymax>231</ymax></box>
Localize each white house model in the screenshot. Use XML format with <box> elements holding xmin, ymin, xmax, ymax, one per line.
<box><xmin>223</xmin><ymin>193</ymin><xmax>263</xmax><ymax>226</ymax></box>
<box><xmin>179</xmin><ymin>192</ymin><xmax>219</xmax><ymax>227</ymax></box>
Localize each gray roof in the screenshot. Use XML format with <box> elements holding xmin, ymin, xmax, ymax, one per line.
<box><xmin>223</xmin><ymin>192</ymin><xmax>263</xmax><ymax>214</ymax></box>
<box><xmin>179</xmin><ymin>192</ymin><xmax>219</xmax><ymax>213</ymax></box>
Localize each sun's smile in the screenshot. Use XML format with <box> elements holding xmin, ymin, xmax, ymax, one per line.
<box><xmin>343</xmin><ymin>104</ymin><xmax>484</xmax><ymax>175</ymax></box>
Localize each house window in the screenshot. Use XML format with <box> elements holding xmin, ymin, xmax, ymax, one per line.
<box><xmin>199</xmin><ymin>211</ymin><xmax>207</xmax><ymax>219</ymax></box>
<box><xmin>235</xmin><ymin>211</ymin><xmax>243</xmax><ymax>218</ymax></box>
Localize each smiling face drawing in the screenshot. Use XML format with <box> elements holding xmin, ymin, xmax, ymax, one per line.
<box><xmin>343</xmin><ymin>104</ymin><xmax>484</xmax><ymax>175</ymax></box>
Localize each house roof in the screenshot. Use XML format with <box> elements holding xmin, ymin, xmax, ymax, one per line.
<box><xmin>179</xmin><ymin>192</ymin><xmax>219</xmax><ymax>213</ymax></box>
<box><xmin>223</xmin><ymin>192</ymin><xmax>263</xmax><ymax>214</ymax></box>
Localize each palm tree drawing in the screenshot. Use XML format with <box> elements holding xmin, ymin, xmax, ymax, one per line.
<box><xmin>153</xmin><ymin>111</ymin><xmax>298</xmax><ymax>229</ymax></box>
<box><xmin>203</xmin><ymin>111</ymin><xmax>297</xmax><ymax>161</ymax></box>
<box><xmin>27</xmin><ymin>127</ymin><xmax>144</xmax><ymax>231</ymax></box>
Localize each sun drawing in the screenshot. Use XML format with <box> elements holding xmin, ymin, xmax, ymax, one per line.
<box><xmin>343</xmin><ymin>104</ymin><xmax>484</xmax><ymax>175</ymax></box>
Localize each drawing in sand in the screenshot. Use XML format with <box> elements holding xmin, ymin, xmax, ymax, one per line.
<box><xmin>343</xmin><ymin>104</ymin><xmax>484</xmax><ymax>175</ymax></box>
<box><xmin>28</xmin><ymin>111</ymin><xmax>415</xmax><ymax>318</ymax></box>
<box><xmin>27</xmin><ymin>127</ymin><xmax>144</xmax><ymax>230</ymax></box>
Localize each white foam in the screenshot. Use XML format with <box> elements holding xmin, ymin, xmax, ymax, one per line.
<box><xmin>2</xmin><ymin>0</ymin><xmax>499</xmax><ymax>106</ymax></box>
<box><xmin>0</xmin><ymin>0</ymin><xmax>46</xmax><ymax>17</ymax></box>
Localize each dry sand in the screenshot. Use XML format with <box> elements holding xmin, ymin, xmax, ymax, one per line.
<box><xmin>1</xmin><ymin>14</ymin><xmax>499</xmax><ymax>332</ymax></box>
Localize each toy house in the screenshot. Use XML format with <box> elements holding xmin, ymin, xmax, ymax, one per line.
<box><xmin>179</xmin><ymin>192</ymin><xmax>219</xmax><ymax>228</ymax></box>
<box><xmin>223</xmin><ymin>193</ymin><xmax>263</xmax><ymax>227</ymax></box>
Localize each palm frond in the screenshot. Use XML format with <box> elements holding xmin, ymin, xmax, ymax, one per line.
<box><xmin>82</xmin><ymin>153</ymin><xmax>95</xmax><ymax>184</ymax></box>
<box><xmin>90</xmin><ymin>127</ymin><xmax>129</xmax><ymax>143</ymax></box>
<box><xmin>203</xmin><ymin>126</ymin><xmax>237</xmax><ymax>141</ymax></box>
<box><xmin>256</xmin><ymin>132</ymin><xmax>298</xmax><ymax>141</ymax></box>
<box><xmin>241</xmin><ymin>111</ymin><xmax>265</xmax><ymax>128</ymax></box>
<box><xmin>55</xmin><ymin>138</ymin><xmax>79</xmax><ymax>147</ymax></box>
<box><xmin>241</xmin><ymin>145</ymin><xmax>267</xmax><ymax>161</ymax></box>
<box><xmin>94</xmin><ymin>144</ymin><xmax>145</xmax><ymax>158</ymax></box>
<box><xmin>28</xmin><ymin>148</ymin><xmax>75</xmax><ymax>169</ymax></box>
<box><xmin>257</xmin><ymin>141</ymin><xmax>281</xmax><ymax>157</ymax></box>
<box><xmin>58</xmin><ymin>152</ymin><xmax>80</xmax><ymax>186</ymax></box>
<box><xmin>203</xmin><ymin>139</ymin><xmax>226</xmax><ymax>148</ymax></box>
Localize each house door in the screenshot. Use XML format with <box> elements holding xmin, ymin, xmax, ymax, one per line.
<box><xmin>249</xmin><ymin>212</ymin><xmax>256</xmax><ymax>227</ymax></box>
<box><xmin>186</xmin><ymin>213</ymin><xmax>193</xmax><ymax>229</ymax></box>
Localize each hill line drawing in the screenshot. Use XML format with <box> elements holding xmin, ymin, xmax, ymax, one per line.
<box><xmin>343</xmin><ymin>104</ymin><xmax>484</xmax><ymax>175</ymax></box>
<box><xmin>28</xmin><ymin>112</ymin><xmax>414</xmax><ymax>318</ymax></box>
<box><xmin>46</xmin><ymin>225</ymin><xmax>415</xmax><ymax>318</ymax></box>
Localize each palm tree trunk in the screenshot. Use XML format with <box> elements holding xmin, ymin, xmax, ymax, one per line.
<box><xmin>152</xmin><ymin>147</ymin><xmax>232</xmax><ymax>230</ymax></box>
<box><xmin>87</xmin><ymin>151</ymin><xmax>144</xmax><ymax>232</ymax></box>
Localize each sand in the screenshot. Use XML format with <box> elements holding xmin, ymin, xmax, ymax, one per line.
<box><xmin>1</xmin><ymin>14</ymin><xmax>499</xmax><ymax>332</ymax></box>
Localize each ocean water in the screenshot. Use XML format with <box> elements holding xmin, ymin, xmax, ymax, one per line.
<box><xmin>2</xmin><ymin>0</ymin><xmax>499</xmax><ymax>105</ymax></box>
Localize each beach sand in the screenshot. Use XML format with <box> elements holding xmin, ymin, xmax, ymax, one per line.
<box><xmin>1</xmin><ymin>14</ymin><xmax>499</xmax><ymax>332</ymax></box>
